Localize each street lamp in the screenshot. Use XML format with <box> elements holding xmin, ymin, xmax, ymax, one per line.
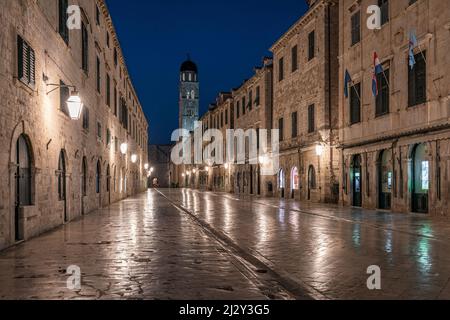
<box><xmin>120</xmin><ymin>143</ymin><xmax>128</xmax><ymax>155</ymax></box>
<box><xmin>144</xmin><ymin>163</ymin><xmax>149</xmax><ymax>170</ymax></box>
<box><xmin>150</xmin><ymin>167</ymin><xmax>154</xmax><ymax>173</ymax></box>
<box><xmin>316</xmin><ymin>144</ymin><xmax>324</xmax><ymax>157</ymax></box>
<box><xmin>131</xmin><ymin>154</ymin><xmax>138</xmax><ymax>163</ymax></box>
<box><xmin>46</xmin><ymin>84</ymin><xmax>83</xmax><ymax>120</ymax></box>
<box><xmin>66</xmin><ymin>91</ymin><xmax>83</xmax><ymax>120</ymax></box>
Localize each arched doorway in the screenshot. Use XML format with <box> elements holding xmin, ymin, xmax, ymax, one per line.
<box><xmin>15</xmin><ymin>135</ymin><xmax>32</xmax><ymax>241</ymax></box>
<box><xmin>412</xmin><ymin>144</ymin><xmax>429</xmax><ymax>213</ymax></box>
<box><xmin>106</xmin><ymin>164</ymin><xmax>111</xmax><ymax>205</ymax></box>
<box><xmin>291</xmin><ymin>167</ymin><xmax>299</xmax><ymax>199</ymax></box>
<box><xmin>307</xmin><ymin>165</ymin><xmax>316</xmax><ymax>201</ymax></box>
<box><xmin>351</xmin><ymin>155</ymin><xmax>362</xmax><ymax>207</ymax></box>
<box><xmin>378</xmin><ymin>150</ymin><xmax>392</xmax><ymax>210</ymax></box>
<box><xmin>278</xmin><ymin>169</ymin><xmax>285</xmax><ymax>198</ymax></box>
<box><xmin>58</xmin><ymin>150</ymin><xmax>68</xmax><ymax>222</ymax></box>
<box><xmin>81</xmin><ymin>157</ymin><xmax>87</xmax><ymax>215</ymax></box>
<box><xmin>250</xmin><ymin>166</ymin><xmax>254</xmax><ymax>195</ymax></box>
<box><xmin>96</xmin><ymin>160</ymin><xmax>101</xmax><ymax>208</ymax></box>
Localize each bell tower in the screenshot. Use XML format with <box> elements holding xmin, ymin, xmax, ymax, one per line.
<box><xmin>179</xmin><ymin>56</ymin><xmax>199</xmax><ymax>132</ymax></box>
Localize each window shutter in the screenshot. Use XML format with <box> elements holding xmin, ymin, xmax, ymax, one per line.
<box><xmin>29</xmin><ymin>46</ymin><xmax>35</xmax><ymax>86</ymax></box>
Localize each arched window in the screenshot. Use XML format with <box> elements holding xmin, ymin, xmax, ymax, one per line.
<box><xmin>16</xmin><ymin>135</ymin><xmax>32</xmax><ymax>206</ymax></box>
<box><xmin>291</xmin><ymin>167</ymin><xmax>299</xmax><ymax>191</ymax></box>
<box><xmin>82</xmin><ymin>157</ymin><xmax>87</xmax><ymax>196</ymax></box>
<box><xmin>106</xmin><ymin>165</ymin><xmax>110</xmax><ymax>192</ymax></box>
<box><xmin>96</xmin><ymin>160</ymin><xmax>101</xmax><ymax>194</ymax></box>
<box><xmin>58</xmin><ymin>151</ymin><xmax>66</xmax><ymax>201</ymax></box>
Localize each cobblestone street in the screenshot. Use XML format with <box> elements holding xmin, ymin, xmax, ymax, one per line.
<box><xmin>2</xmin><ymin>188</ymin><xmax>450</xmax><ymax>300</ymax></box>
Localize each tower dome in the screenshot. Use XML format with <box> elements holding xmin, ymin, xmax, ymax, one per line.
<box><xmin>180</xmin><ymin>59</ymin><xmax>198</xmax><ymax>73</ymax></box>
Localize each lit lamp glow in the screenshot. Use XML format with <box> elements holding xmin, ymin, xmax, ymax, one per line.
<box><xmin>315</xmin><ymin>145</ymin><xmax>324</xmax><ymax>157</ymax></box>
<box><xmin>120</xmin><ymin>143</ymin><xmax>128</xmax><ymax>155</ymax></box>
<box><xmin>131</xmin><ymin>154</ymin><xmax>138</xmax><ymax>163</ymax></box>
<box><xmin>144</xmin><ymin>163</ymin><xmax>149</xmax><ymax>170</ymax></box>
<box><xmin>224</xmin><ymin>163</ymin><xmax>229</xmax><ymax>169</ymax></box>
<box><xmin>193</xmin><ymin>169</ymin><xmax>197</xmax><ymax>174</ymax></box>
<box><xmin>150</xmin><ymin>167</ymin><xmax>154</xmax><ymax>173</ymax></box>
<box><xmin>205</xmin><ymin>166</ymin><xmax>210</xmax><ymax>172</ymax></box>
<box><xmin>66</xmin><ymin>91</ymin><xmax>83</xmax><ymax>120</ymax></box>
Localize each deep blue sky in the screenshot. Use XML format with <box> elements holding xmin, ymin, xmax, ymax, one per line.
<box><xmin>106</xmin><ymin>0</ymin><xmax>308</xmax><ymax>145</ymax></box>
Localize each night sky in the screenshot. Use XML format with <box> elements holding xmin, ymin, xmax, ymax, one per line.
<box><xmin>105</xmin><ymin>0</ymin><xmax>309</xmax><ymax>145</ymax></box>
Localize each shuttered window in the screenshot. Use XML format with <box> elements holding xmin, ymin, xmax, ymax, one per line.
<box><xmin>408</xmin><ymin>51</ymin><xmax>427</xmax><ymax>107</ymax></box>
<box><xmin>308</xmin><ymin>104</ymin><xmax>315</xmax><ymax>133</ymax></box>
<box><xmin>279</xmin><ymin>118</ymin><xmax>284</xmax><ymax>142</ymax></box>
<box><xmin>308</xmin><ymin>31</ymin><xmax>315</xmax><ymax>61</ymax></box>
<box><xmin>351</xmin><ymin>12</ymin><xmax>361</xmax><ymax>46</ymax></box>
<box><xmin>350</xmin><ymin>83</ymin><xmax>361</xmax><ymax>124</ymax></box>
<box><xmin>81</xmin><ymin>22</ymin><xmax>89</xmax><ymax>72</ymax></box>
<box><xmin>17</xmin><ymin>36</ymin><xmax>35</xmax><ymax>88</ymax></box>
<box><xmin>291</xmin><ymin>112</ymin><xmax>298</xmax><ymax>138</ymax></box>
<box><xmin>376</xmin><ymin>69</ymin><xmax>390</xmax><ymax>116</ymax></box>
<box><xmin>59</xmin><ymin>0</ymin><xmax>69</xmax><ymax>44</ymax></box>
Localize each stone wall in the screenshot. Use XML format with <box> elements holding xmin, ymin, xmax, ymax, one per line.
<box><xmin>0</xmin><ymin>0</ymin><xmax>149</xmax><ymax>250</ymax></box>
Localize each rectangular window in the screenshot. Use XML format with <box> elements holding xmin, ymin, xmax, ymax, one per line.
<box><xmin>97</xmin><ymin>122</ymin><xmax>102</xmax><ymax>139</ymax></box>
<box><xmin>114</xmin><ymin>48</ymin><xmax>118</xmax><ymax>67</ymax></box>
<box><xmin>96</xmin><ymin>5</ymin><xmax>101</xmax><ymax>25</ymax></box>
<box><xmin>59</xmin><ymin>80</ymin><xmax>70</xmax><ymax>116</ymax></box>
<box><xmin>291</xmin><ymin>45</ymin><xmax>298</xmax><ymax>72</ymax></box>
<box><xmin>379</xmin><ymin>0</ymin><xmax>389</xmax><ymax>25</ymax></box>
<box><xmin>106</xmin><ymin>74</ymin><xmax>111</xmax><ymax>106</ymax></box>
<box><xmin>279</xmin><ymin>57</ymin><xmax>284</xmax><ymax>81</ymax></box>
<box><xmin>242</xmin><ymin>97</ymin><xmax>246</xmax><ymax>115</ymax></box>
<box><xmin>106</xmin><ymin>32</ymin><xmax>110</xmax><ymax>48</ymax></box>
<box><xmin>308</xmin><ymin>105</ymin><xmax>315</xmax><ymax>133</ymax></box>
<box><xmin>308</xmin><ymin>31</ymin><xmax>315</xmax><ymax>60</ymax></box>
<box><xmin>114</xmin><ymin>86</ymin><xmax>118</xmax><ymax>116</ymax></box>
<box><xmin>81</xmin><ymin>22</ymin><xmax>89</xmax><ymax>72</ymax></box>
<box><xmin>291</xmin><ymin>112</ymin><xmax>298</xmax><ymax>138</ymax></box>
<box><xmin>376</xmin><ymin>68</ymin><xmax>390</xmax><ymax>116</ymax></box>
<box><xmin>255</xmin><ymin>86</ymin><xmax>261</xmax><ymax>106</ymax></box>
<box><xmin>350</xmin><ymin>83</ymin><xmax>361</xmax><ymax>124</ymax></box>
<box><xmin>351</xmin><ymin>12</ymin><xmax>361</xmax><ymax>46</ymax></box>
<box><xmin>106</xmin><ymin>128</ymin><xmax>111</xmax><ymax>146</ymax></box>
<box><xmin>236</xmin><ymin>101</ymin><xmax>240</xmax><ymax>118</ymax></box>
<box><xmin>408</xmin><ymin>51</ymin><xmax>427</xmax><ymax>107</ymax></box>
<box><xmin>82</xmin><ymin>107</ymin><xmax>89</xmax><ymax>130</ymax></box>
<box><xmin>248</xmin><ymin>90</ymin><xmax>253</xmax><ymax>111</ymax></box>
<box><xmin>96</xmin><ymin>56</ymin><xmax>101</xmax><ymax>93</ymax></box>
<box><xmin>17</xmin><ymin>36</ymin><xmax>35</xmax><ymax>88</ymax></box>
<box><xmin>279</xmin><ymin>118</ymin><xmax>284</xmax><ymax>142</ymax></box>
<box><xmin>59</xmin><ymin>0</ymin><xmax>69</xmax><ymax>44</ymax></box>
<box><xmin>225</xmin><ymin>109</ymin><xmax>228</xmax><ymax>125</ymax></box>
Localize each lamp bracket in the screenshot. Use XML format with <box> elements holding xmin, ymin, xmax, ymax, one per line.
<box><xmin>46</xmin><ymin>83</ymin><xmax>77</xmax><ymax>95</ymax></box>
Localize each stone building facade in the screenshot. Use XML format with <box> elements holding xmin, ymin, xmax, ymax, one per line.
<box><xmin>233</xmin><ymin>58</ymin><xmax>275</xmax><ymax>197</ymax></box>
<box><xmin>270</xmin><ymin>0</ymin><xmax>340</xmax><ymax>203</ymax></box>
<box><xmin>0</xmin><ymin>0</ymin><xmax>149</xmax><ymax>250</ymax></box>
<box><xmin>338</xmin><ymin>0</ymin><xmax>450</xmax><ymax>215</ymax></box>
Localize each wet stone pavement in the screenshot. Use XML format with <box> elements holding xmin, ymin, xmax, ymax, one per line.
<box><xmin>2</xmin><ymin>188</ymin><xmax>450</xmax><ymax>300</ymax></box>
<box><xmin>0</xmin><ymin>191</ymin><xmax>272</xmax><ymax>300</ymax></box>
<box><xmin>157</xmin><ymin>188</ymin><xmax>450</xmax><ymax>300</ymax></box>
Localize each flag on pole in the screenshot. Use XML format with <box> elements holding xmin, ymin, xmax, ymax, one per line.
<box><xmin>373</xmin><ymin>52</ymin><xmax>384</xmax><ymax>74</ymax></box>
<box><xmin>372</xmin><ymin>72</ymin><xmax>378</xmax><ymax>97</ymax></box>
<box><xmin>409</xmin><ymin>30</ymin><xmax>418</xmax><ymax>69</ymax></box>
<box><xmin>344</xmin><ymin>70</ymin><xmax>352</xmax><ymax>98</ymax></box>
